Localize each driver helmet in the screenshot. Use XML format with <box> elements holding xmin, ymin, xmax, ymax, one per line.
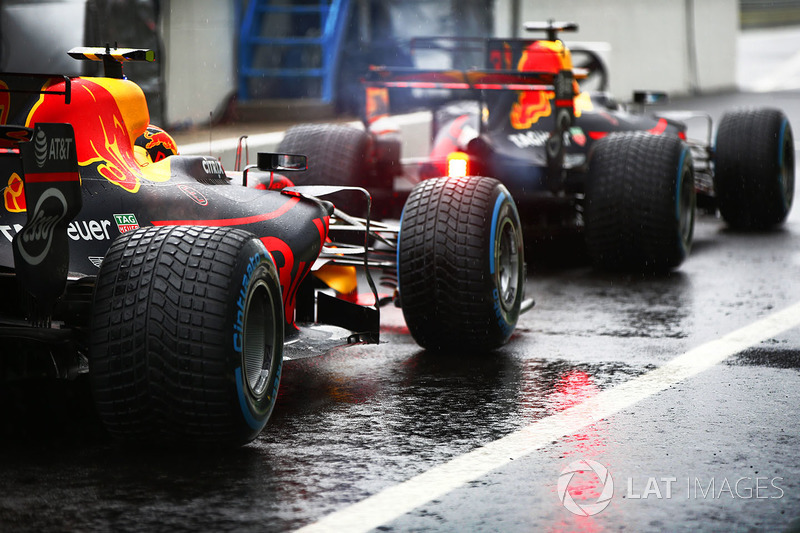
<box><xmin>134</xmin><ymin>124</ymin><xmax>179</xmax><ymax>166</ymax></box>
<box><xmin>517</xmin><ymin>40</ymin><xmax>574</xmax><ymax>73</ymax></box>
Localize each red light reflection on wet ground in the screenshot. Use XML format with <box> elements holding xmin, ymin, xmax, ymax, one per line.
<box><xmin>547</xmin><ymin>370</ymin><xmax>610</xmax><ymax>533</ymax></box>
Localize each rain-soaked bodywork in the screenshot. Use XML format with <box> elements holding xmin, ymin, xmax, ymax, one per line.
<box><xmin>278</xmin><ymin>21</ymin><xmax>794</xmax><ymax>272</ymax></box>
<box><xmin>0</xmin><ymin>47</ymin><xmax>528</xmax><ymax>446</ymax></box>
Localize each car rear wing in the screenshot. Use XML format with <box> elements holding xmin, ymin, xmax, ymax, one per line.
<box><xmin>363</xmin><ymin>66</ymin><xmax>576</xmax><ymax>121</ymax></box>
<box><xmin>364</xmin><ymin>67</ymin><xmax>570</xmax><ymax>92</ymax></box>
<box><xmin>0</xmin><ymin>73</ymin><xmax>73</xmax><ymax>115</ymax></box>
<box><xmin>0</xmin><ymin>74</ymin><xmax>74</xmax><ymax>153</ymax></box>
<box><xmin>363</xmin><ymin>65</ymin><xmax>577</xmax><ymax>188</ymax></box>
<box><xmin>403</xmin><ymin>29</ymin><xmax>606</xmax><ymax>92</ymax></box>
<box><xmin>7</xmin><ymin>123</ymin><xmax>83</xmax><ymax>325</ymax></box>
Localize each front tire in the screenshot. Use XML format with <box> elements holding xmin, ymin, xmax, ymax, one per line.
<box><xmin>398</xmin><ymin>176</ymin><xmax>524</xmax><ymax>352</ymax></box>
<box><xmin>89</xmin><ymin>226</ymin><xmax>284</xmax><ymax>446</ymax></box>
<box><xmin>714</xmin><ymin>108</ymin><xmax>795</xmax><ymax>229</ymax></box>
<box><xmin>585</xmin><ymin>132</ymin><xmax>695</xmax><ymax>272</ymax></box>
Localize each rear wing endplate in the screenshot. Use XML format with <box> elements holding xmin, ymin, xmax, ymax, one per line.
<box><xmin>11</xmin><ymin>123</ymin><xmax>83</xmax><ymax>324</ymax></box>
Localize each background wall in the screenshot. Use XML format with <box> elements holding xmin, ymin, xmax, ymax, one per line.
<box><xmin>161</xmin><ymin>0</ymin><xmax>739</xmax><ymax>126</ymax></box>
<box><xmin>0</xmin><ymin>0</ymin><xmax>745</xmax><ymax>127</ymax></box>
<box><xmin>0</xmin><ymin>0</ymin><xmax>87</xmax><ymax>75</ymax></box>
<box><xmin>160</xmin><ymin>0</ymin><xmax>237</xmax><ymax>127</ymax></box>
<box><xmin>493</xmin><ymin>0</ymin><xmax>738</xmax><ymax>99</ymax></box>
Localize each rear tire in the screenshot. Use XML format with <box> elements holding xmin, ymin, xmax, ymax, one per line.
<box><xmin>277</xmin><ymin>123</ymin><xmax>369</xmax><ymax>187</ymax></box>
<box><xmin>714</xmin><ymin>108</ymin><xmax>794</xmax><ymax>229</ymax></box>
<box><xmin>277</xmin><ymin>123</ymin><xmax>370</xmax><ymax>214</ymax></box>
<box><xmin>398</xmin><ymin>176</ymin><xmax>524</xmax><ymax>352</ymax></box>
<box><xmin>585</xmin><ymin>132</ymin><xmax>695</xmax><ymax>272</ymax></box>
<box><xmin>90</xmin><ymin>226</ymin><xmax>284</xmax><ymax>446</ymax></box>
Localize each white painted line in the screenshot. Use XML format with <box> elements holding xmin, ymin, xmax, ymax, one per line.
<box><xmin>294</xmin><ymin>300</ymin><xmax>800</xmax><ymax>533</ymax></box>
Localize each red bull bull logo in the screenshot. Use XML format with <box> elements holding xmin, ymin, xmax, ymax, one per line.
<box><xmin>489</xmin><ymin>43</ymin><xmax>514</xmax><ymax>71</ymax></box>
<box><xmin>365</xmin><ymin>87</ymin><xmax>390</xmax><ymax>125</ymax></box>
<box><xmin>509</xmin><ymin>40</ymin><xmax>573</xmax><ymax>130</ymax></box>
<box><xmin>510</xmin><ymin>90</ymin><xmax>553</xmax><ymax>130</ymax></box>
<box><xmin>4</xmin><ymin>173</ymin><xmax>25</xmax><ymax>212</ymax></box>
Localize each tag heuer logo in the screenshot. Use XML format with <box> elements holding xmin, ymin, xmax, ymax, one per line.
<box><xmin>114</xmin><ymin>213</ymin><xmax>140</xmax><ymax>233</ymax></box>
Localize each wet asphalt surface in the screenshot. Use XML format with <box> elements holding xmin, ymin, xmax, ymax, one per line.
<box><xmin>2</xmin><ymin>89</ymin><xmax>800</xmax><ymax>533</ymax></box>
<box><xmin>4</xmin><ymin>34</ymin><xmax>800</xmax><ymax>532</ymax></box>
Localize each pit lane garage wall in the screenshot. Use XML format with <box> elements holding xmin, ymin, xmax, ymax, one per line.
<box><xmin>0</xmin><ymin>0</ymin><xmax>165</xmax><ymax>124</ymax></box>
<box><xmin>0</xmin><ymin>0</ymin><xmax>225</xmax><ymax>129</ymax></box>
<box><xmin>0</xmin><ymin>0</ymin><xmax>743</xmax><ymax>127</ymax></box>
<box><xmin>0</xmin><ymin>0</ymin><xmax>86</xmax><ymax>77</ymax></box>
<box><xmin>163</xmin><ymin>0</ymin><xmax>737</xmax><ymax>127</ymax></box>
<box><xmin>494</xmin><ymin>0</ymin><xmax>738</xmax><ymax>97</ymax></box>
<box><xmin>159</xmin><ymin>0</ymin><xmax>236</xmax><ymax>128</ymax></box>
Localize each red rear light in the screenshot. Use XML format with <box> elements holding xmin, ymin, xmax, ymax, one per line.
<box><xmin>447</xmin><ymin>151</ymin><xmax>469</xmax><ymax>178</ymax></box>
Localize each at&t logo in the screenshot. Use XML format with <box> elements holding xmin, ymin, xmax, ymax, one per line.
<box><xmin>34</xmin><ymin>128</ymin><xmax>74</xmax><ymax>168</ymax></box>
<box><xmin>557</xmin><ymin>459</ymin><xmax>614</xmax><ymax>516</ymax></box>
<box><xmin>35</xmin><ymin>129</ymin><xmax>48</xmax><ymax>168</ymax></box>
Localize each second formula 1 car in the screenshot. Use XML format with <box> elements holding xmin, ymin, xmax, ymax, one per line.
<box><xmin>277</xmin><ymin>20</ymin><xmax>794</xmax><ymax>272</ymax></box>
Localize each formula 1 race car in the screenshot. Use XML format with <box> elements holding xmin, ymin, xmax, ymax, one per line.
<box><xmin>277</xmin><ymin>21</ymin><xmax>795</xmax><ymax>272</ymax></box>
<box><xmin>0</xmin><ymin>47</ymin><xmax>527</xmax><ymax>446</ymax></box>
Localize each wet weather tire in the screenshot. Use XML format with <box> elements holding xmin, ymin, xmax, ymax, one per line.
<box><xmin>278</xmin><ymin>123</ymin><xmax>371</xmax><ymax>213</ymax></box>
<box><xmin>277</xmin><ymin>123</ymin><xmax>369</xmax><ymax>187</ymax></box>
<box><xmin>398</xmin><ymin>176</ymin><xmax>524</xmax><ymax>352</ymax></box>
<box><xmin>585</xmin><ymin>132</ymin><xmax>695</xmax><ymax>272</ymax></box>
<box><xmin>714</xmin><ymin>108</ymin><xmax>795</xmax><ymax>229</ymax></box>
<box><xmin>90</xmin><ymin>226</ymin><xmax>284</xmax><ymax>446</ymax></box>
